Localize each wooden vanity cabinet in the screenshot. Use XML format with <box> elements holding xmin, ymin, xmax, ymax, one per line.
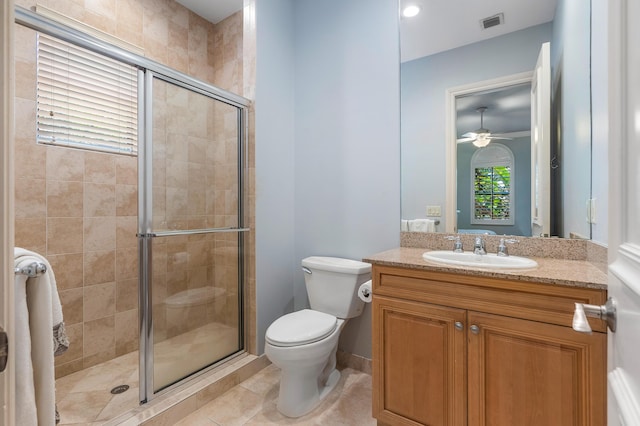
<box><xmin>372</xmin><ymin>265</ymin><xmax>607</xmax><ymax>426</ymax></box>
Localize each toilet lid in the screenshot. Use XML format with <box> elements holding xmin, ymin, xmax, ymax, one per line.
<box><xmin>265</xmin><ymin>309</ymin><xmax>338</xmax><ymax>347</ymax></box>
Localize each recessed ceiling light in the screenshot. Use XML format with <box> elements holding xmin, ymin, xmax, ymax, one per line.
<box><xmin>402</xmin><ymin>5</ymin><xmax>421</xmax><ymax>18</ymax></box>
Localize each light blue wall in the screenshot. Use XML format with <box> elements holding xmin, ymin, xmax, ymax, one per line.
<box><xmin>255</xmin><ymin>0</ymin><xmax>400</xmax><ymax>358</ymax></box>
<box><xmin>292</xmin><ymin>0</ymin><xmax>400</xmax><ymax>358</ymax></box>
<box><xmin>255</xmin><ymin>0</ymin><xmax>296</xmax><ymax>354</ymax></box>
<box><xmin>590</xmin><ymin>0</ymin><xmax>608</xmax><ymax>245</ymax></box>
<box><xmin>401</xmin><ymin>23</ymin><xmax>552</xmax><ymax>230</ymax></box>
<box><xmin>551</xmin><ymin>0</ymin><xmax>592</xmax><ymax>239</ymax></box>
<box><xmin>457</xmin><ymin>138</ymin><xmax>532</xmax><ymax>236</ymax></box>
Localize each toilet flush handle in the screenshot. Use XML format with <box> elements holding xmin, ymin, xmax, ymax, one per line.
<box><xmin>302</xmin><ymin>266</ymin><xmax>312</xmax><ymax>275</ymax></box>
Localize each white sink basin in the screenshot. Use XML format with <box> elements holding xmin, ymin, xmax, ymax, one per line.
<box><xmin>422</xmin><ymin>250</ymin><xmax>538</xmax><ymax>270</ymax></box>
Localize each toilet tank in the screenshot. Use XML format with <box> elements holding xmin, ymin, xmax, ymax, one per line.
<box><xmin>301</xmin><ymin>256</ymin><xmax>372</xmax><ymax>319</ymax></box>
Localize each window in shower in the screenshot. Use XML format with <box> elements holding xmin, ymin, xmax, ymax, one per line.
<box><xmin>36</xmin><ymin>34</ymin><xmax>138</xmax><ymax>155</ymax></box>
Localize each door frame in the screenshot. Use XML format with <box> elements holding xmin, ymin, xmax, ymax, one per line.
<box><xmin>445</xmin><ymin>71</ymin><xmax>533</xmax><ymax>233</ymax></box>
<box><xmin>1</xmin><ymin>0</ymin><xmax>15</xmax><ymax>424</ymax></box>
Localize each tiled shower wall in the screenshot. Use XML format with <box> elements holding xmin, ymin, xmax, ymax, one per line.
<box><xmin>150</xmin><ymin>80</ymin><xmax>241</xmax><ymax>343</ymax></box>
<box><xmin>13</xmin><ymin>0</ymin><xmax>250</xmax><ymax>378</ymax></box>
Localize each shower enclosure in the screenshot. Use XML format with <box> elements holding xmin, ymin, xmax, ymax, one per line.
<box><xmin>138</xmin><ymin>72</ymin><xmax>248</xmax><ymax>401</ymax></box>
<box><xmin>15</xmin><ymin>5</ymin><xmax>250</xmax><ymax>408</ymax></box>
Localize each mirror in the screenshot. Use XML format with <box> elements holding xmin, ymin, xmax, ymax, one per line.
<box><xmin>400</xmin><ymin>0</ymin><xmax>593</xmax><ymax>239</ymax></box>
<box><xmin>455</xmin><ymin>82</ymin><xmax>533</xmax><ymax>236</ymax></box>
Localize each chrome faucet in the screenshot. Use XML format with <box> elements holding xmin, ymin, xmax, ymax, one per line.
<box><xmin>473</xmin><ymin>236</ymin><xmax>486</xmax><ymax>255</ymax></box>
<box><xmin>497</xmin><ymin>238</ymin><xmax>519</xmax><ymax>257</ymax></box>
<box><xmin>445</xmin><ymin>236</ymin><xmax>463</xmax><ymax>252</ymax></box>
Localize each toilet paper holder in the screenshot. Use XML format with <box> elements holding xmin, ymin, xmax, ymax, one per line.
<box><xmin>358</xmin><ymin>280</ymin><xmax>373</xmax><ymax>303</ymax></box>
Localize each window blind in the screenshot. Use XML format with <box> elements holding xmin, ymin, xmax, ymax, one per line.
<box><xmin>36</xmin><ymin>34</ymin><xmax>138</xmax><ymax>155</ymax></box>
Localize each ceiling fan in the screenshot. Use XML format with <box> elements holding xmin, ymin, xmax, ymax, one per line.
<box><xmin>457</xmin><ymin>107</ymin><xmax>512</xmax><ymax>147</ymax></box>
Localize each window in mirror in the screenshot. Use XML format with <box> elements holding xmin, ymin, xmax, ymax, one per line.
<box><xmin>471</xmin><ymin>144</ymin><xmax>514</xmax><ymax>225</ymax></box>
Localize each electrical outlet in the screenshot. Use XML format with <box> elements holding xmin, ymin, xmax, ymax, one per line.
<box><xmin>426</xmin><ymin>205</ymin><xmax>441</xmax><ymax>217</ymax></box>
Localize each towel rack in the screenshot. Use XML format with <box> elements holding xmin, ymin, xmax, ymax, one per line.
<box><xmin>14</xmin><ymin>262</ymin><xmax>47</xmax><ymax>278</ymax></box>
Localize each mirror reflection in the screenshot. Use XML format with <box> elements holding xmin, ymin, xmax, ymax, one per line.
<box><xmin>400</xmin><ymin>0</ymin><xmax>593</xmax><ymax>239</ymax></box>
<box><xmin>456</xmin><ymin>84</ymin><xmax>532</xmax><ymax>236</ymax></box>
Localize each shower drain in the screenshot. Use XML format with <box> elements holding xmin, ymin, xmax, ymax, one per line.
<box><xmin>110</xmin><ymin>384</ymin><xmax>130</xmax><ymax>395</ymax></box>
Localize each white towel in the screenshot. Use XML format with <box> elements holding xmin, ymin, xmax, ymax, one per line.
<box><xmin>14</xmin><ymin>248</ymin><xmax>61</xmax><ymax>426</ymax></box>
<box><xmin>408</xmin><ymin>219</ymin><xmax>436</xmax><ymax>233</ymax></box>
<box><xmin>401</xmin><ymin>220</ymin><xmax>409</xmax><ymax>232</ymax></box>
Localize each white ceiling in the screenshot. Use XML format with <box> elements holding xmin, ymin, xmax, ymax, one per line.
<box><xmin>400</xmin><ymin>0</ymin><xmax>557</xmax><ymax>63</ymax></box>
<box><xmin>178</xmin><ymin>0</ymin><xmax>557</xmax><ymax>135</ymax></box>
<box><xmin>177</xmin><ymin>0</ymin><xmax>557</xmax><ymax>63</ymax></box>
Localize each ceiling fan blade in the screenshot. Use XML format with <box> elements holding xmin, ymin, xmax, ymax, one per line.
<box><xmin>461</xmin><ymin>132</ymin><xmax>477</xmax><ymax>139</ymax></box>
<box><xmin>457</xmin><ymin>137</ymin><xmax>476</xmax><ymax>143</ymax></box>
<box><xmin>488</xmin><ymin>136</ymin><xmax>513</xmax><ymax>140</ymax></box>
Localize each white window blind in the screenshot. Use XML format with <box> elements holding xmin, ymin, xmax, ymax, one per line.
<box><xmin>36</xmin><ymin>34</ymin><xmax>138</xmax><ymax>155</ymax></box>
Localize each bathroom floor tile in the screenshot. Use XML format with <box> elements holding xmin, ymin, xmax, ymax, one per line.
<box><xmin>180</xmin><ymin>366</ymin><xmax>377</xmax><ymax>426</ymax></box>
<box><xmin>176</xmin><ymin>385</ymin><xmax>265</xmax><ymax>426</ymax></box>
<box><xmin>55</xmin><ymin>335</ymin><xmax>375</xmax><ymax>425</ymax></box>
<box><xmin>238</xmin><ymin>363</ymin><xmax>280</xmax><ymax>398</ymax></box>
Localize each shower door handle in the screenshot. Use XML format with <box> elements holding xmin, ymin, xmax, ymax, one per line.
<box><xmin>0</xmin><ymin>326</ymin><xmax>7</xmax><ymax>372</ymax></box>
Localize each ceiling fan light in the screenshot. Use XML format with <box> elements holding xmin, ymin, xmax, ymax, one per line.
<box><xmin>473</xmin><ymin>134</ymin><xmax>491</xmax><ymax>148</ymax></box>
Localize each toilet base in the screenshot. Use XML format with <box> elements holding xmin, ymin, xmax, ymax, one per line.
<box><xmin>277</xmin><ymin>368</ymin><xmax>340</xmax><ymax>418</ymax></box>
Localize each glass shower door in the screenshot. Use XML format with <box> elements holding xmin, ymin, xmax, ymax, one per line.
<box><xmin>138</xmin><ymin>72</ymin><xmax>246</xmax><ymax>401</ymax></box>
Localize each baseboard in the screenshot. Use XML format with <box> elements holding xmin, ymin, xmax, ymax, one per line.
<box><xmin>337</xmin><ymin>350</ymin><xmax>372</xmax><ymax>375</ymax></box>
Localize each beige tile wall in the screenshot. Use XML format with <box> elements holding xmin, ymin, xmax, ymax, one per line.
<box><xmin>150</xmin><ymin>79</ymin><xmax>241</xmax><ymax>342</ymax></box>
<box><xmin>13</xmin><ymin>0</ymin><xmax>254</xmax><ymax>378</ymax></box>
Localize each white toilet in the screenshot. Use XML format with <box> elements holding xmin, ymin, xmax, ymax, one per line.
<box><xmin>264</xmin><ymin>256</ymin><xmax>372</xmax><ymax>418</ymax></box>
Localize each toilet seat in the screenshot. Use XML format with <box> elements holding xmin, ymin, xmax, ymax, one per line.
<box><xmin>266</xmin><ymin>309</ymin><xmax>337</xmax><ymax>347</ymax></box>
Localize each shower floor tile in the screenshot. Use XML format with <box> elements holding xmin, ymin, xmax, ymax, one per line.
<box><xmin>55</xmin><ymin>351</ymin><xmax>138</xmax><ymax>425</ymax></box>
<box><xmin>55</xmin><ymin>322</ymin><xmax>238</xmax><ymax>425</ymax></box>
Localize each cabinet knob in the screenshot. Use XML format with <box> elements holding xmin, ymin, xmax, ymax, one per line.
<box><xmin>454</xmin><ymin>321</ymin><xmax>463</xmax><ymax>331</ymax></box>
<box><xmin>470</xmin><ymin>325</ymin><xmax>480</xmax><ymax>334</ymax></box>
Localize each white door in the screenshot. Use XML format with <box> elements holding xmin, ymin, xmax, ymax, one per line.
<box><xmin>530</xmin><ymin>42</ymin><xmax>551</xmax><ymax>238</ymax></box>
<box><xmin>0</xmin><ymin>0</ymin><xmax>15</xmax><ymax>424</ymax></box>
<box><xmin>607</xmin><ymin>0</ymin><xmax>640</xmax><ymax>423</ymax></box>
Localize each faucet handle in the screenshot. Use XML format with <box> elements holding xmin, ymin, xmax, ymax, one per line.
<box><xmin>444</xmin><ymin>236</ymin><xmax>463</xmax><ymax>252</ymax></box>
<box><xmin>497</xmin><ymin>238</ymin><xmax>518</xmax><ymax>257</ymax></box>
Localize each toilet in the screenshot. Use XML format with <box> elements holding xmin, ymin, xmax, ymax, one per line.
<box><xmin>264</xmin><ymin>256</ymin><xmax>372</xmax><ymax>418</ymax></box>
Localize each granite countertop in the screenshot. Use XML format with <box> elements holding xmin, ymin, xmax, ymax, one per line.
<box><xmin>364</xmin><ymin>247</ymin><xmax>608</xmax><ymax>290</ymax></box>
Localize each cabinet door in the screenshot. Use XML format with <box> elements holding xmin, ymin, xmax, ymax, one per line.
<box><xmin>373</xmin><ymin>295</ymin><xmax>467</xmax><ymax>426</ymax></box>
<box><xmin>467</xmin><ymin>311</ymin><xmax>606</xmax><ymax>426</ymax></box>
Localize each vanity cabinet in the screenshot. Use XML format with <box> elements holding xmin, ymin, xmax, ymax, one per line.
<box><xmin>372</xmin><ymin>265</ymin><xmax>607</xmax><ymax>426</ymax></box>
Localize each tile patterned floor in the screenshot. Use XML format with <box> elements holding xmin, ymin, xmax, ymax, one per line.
<box><xmin>55</xmin><ymin>322</ymin><xmax>239</xmax><ymax>425</ymax></box>
<box><xmin>174</xmin><ymin>364</ymin><xmax>377</xmax><ymax>426</ymax></box>
<box><xmin>56</xmin><ymin>351</ymin><xmax>139</xmax><ymax>425</ymax></box>
<box><xmin>56</xmin><ymin>355</ymin><xmax>375</xmax><ymax>425</ymax></box>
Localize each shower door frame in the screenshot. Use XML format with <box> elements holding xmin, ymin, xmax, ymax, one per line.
<box><xmin>138</xmin><ymin>71</ymin><xmax>250</xmax><ymax>403</ymax></box>
<box><xmin>14</xmin><ymin>4</ymin><xmax>251</xmax><ymax>406</ymax></box>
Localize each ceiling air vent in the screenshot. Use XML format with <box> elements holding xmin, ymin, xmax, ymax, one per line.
<box><xmin>481</xmin><ymin>13</ymin><xmax>504</xmax><ymax>30</ymax></box>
